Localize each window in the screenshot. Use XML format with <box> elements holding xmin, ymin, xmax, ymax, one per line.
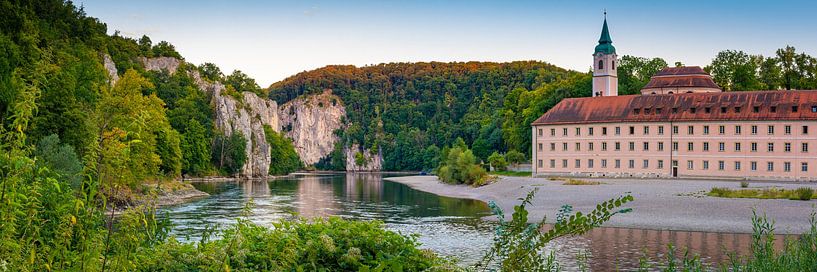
<box><xmin>768</xmin><ymin>143</ymin><xmax>774</xmax><ymax>152</ymax></box>
<box><xmin>703</xmin><ymin>142</ymin><xmax>710</xmax><ymax>151</ymax></box>
<box><xmin>803</xmin><ymin>162</ymin><xmax>809</xmax><ymax>172</ymax></box>
<box><xmin>753</xmin><ymin>106</ymin><xmax>760</xmax><ymax>113</ymax></box>
<box><xmin>735</xmin><ymin>125</ymin><xmax>742</xmax><ymax>135</ymax></box>
<box><xmin>550</xmin><ymin>143</ymin><xmax>556</xmax><ymax>151</ymax></box>
<box><xmin>803</xmin><ymin>126</ymin><xmax>809</xmax><ymax>135</ymax></box>
<box><xmin>672</xmin><ymin>126</ymin><xmax>679</xmax><ymax>135</ymax></box>
<box><xmin>615</xmin><ymin>127</ymin><xmax>621</xmax><ymax>135</ymax></box>
<box><xmin>538</xmin><ymin>143</ymin><xmax>543</xmax><ymax>151</ymax></box>
<box><xmin>658</xmin><ymin>142</ymin><xmax>664</xmax><ymax>151</ymax></box>
<box><xmin>538</xmin><ymin>129</ymin><xmax>543</xmax><ymax>137</ymax></box>
<box><xmin>751</xmin><ymin>161</ymin><xmax>757</xmax><ymax>171</ymax></box>
<box><xmin>551</xmin><ymin>128</ymin><xmax>556</xmax><ymax>136</ymax></box>
<box><xmin>813</xmin><ymin>105</ymin><xmax>817</xmax><ymax>113</ymax></box>
<box><xmin>615</xmin><ymin>159</ymin><xmax>621</xmax><ymax>168</ymax></box>
<box><xmin>784</xmin><ymin>162</ymin><xmax>791</xmax><ymax>172</ymax></box>
<box><xmin>539</xmin><ymin>160</ymin><xmax>544</xmax><ymax>168</ymax></box>
<box><xmin>598</xmin><ymin>60</ymin><xmax>603</xmax><ymax>69</ymax></box>
<box><xmin>785</xmin><ymin>125</ymin><xmax>791</xmax><ymax>135</ymax></box>
<box><xmin>687</xmin><ymin>160</ymin><xmax>693</xmax><ymax>170</ymax></box>
<box><xmin>705</xmin><ymin>107</ymin><xmax>711</xmax><ymax>113</ymax></box>
<box><xmin>768</xmin><ymin>125</ymin><xmax>775</xmax><ymax>135</ymax></box>
<box><xmin>690</xmin><ymin>107</ymin><xmax>697</xmax><ymax>113</ymax></box>
<box><xmin>601</xmin><ymin>159</ymin><xmax>607</xmax><ymax>168</ymax></box>
<box><xmin>672</xmin><ymin>108</ymin><xmax>678</xmax><ymax>114</ymax></box>
<box><xmin>576</xmin><ymin>127</ymin><xmax>581</xmax><ymax>136</ymax></box>
<box><xmin>563</xmin><ymin>128</ymin><xmax>568</xmax><ymax>136</ymax></box>
<box><xmin>629</xmin><ymin>126</ymin><xmax>635</xmax><ymax>135</ymax></box>
<box><xmin>633</xmin><ymin>108</ymin><xmax>640</xmax><ymax>114</ymax></box>
<box><xmin>563</xmin><ymin>159</ymin><xmax>568</xmax><ymax>168</ymax></box>
<box><xmin>719</xmin><ymin>125</ymin><xmax>725</xmax><ymax>135</ymax></box>
<box><xmin>687</xmin><ymin>126</ymin><xmax>694</xmax><ymax>135</ymax></box>
<box><xmin>719</xmin><ymin>142</ymin><xmax>725</xmax><ymax>152</ymax></box>
<box><xmin>751</xmin><ymin>125</ymin><xmax>758</xmax><ymax>135</ymax></box>
<box><xmin>735</xmin><ymin>142</ymin><xmax>742</xmax><ymax>152</ymax></box>
<box><xmin>767</xmin><ymin>162</ymin><xmax>774</xmax><ymax>171</ymax></box>
<box><xmin>703</xmin><ymin>160</ymin><xmax>710</xmax><ymax>170</ymax></box>
<box><xmin>602</xmin><ymin>142</ymin><xmax>608</xmax><ymax>151</ymax></box>
<box><xmin>643</xmin><ymin>142</ymin><xmax>650</xmax><ymax>151</ymax></box>
<box><xmin>644</xmin><ymin>126</ymin><xmax>650</xmax><ymax>135</ymax></box>
<box><xmin>612</xmin><ymin>60</ymin><xmax>616</xmax><ymax>70</ymax></box>
<box><xmin>644</xmin><ymin>108</ymin><xmax>651</xmax><ymax>114</ymax></box>
<box><xmin>602</xmin><ymin>127</ymin><xmax>608</xmax><ymax>135</ymax></box>
<box><xmin>803</xmin><ymin>143</ymin><xmax>809</xmax><ymax>153</ymax></box>
<box><xmin>643</xmin><ymin>160</ymin><xmax>649</xmax><ymax>169</ymax></box>
<box><xmin>672</xmin><ymin>142</ymin><xmax>679</xmax><ymax>151</ymax></box>
<box><xmin>550</xmin><ymin>160</ymin><xmax>555</xmax><ymax>168</ymax></box>
<box><xmin>656</xmin><ymin>108</ymin><xmax>662</xmax><ymax>114</ymax></box>
<box><xmin>658</xmin><ymin>160</ymin><xmax>664</xmax><ymax>169</ymax></box>
<box><xmin>658</xmin><ymin>126</ymin><xmax>665</xmax><ymax>135</ymax></box>
<box><xmin>771</xmin><ymin>106</ymin><xmax>777</xmax><ymax>113</ymax></box>
<box><xmin>588</xmin><ymin>142</ymin><xmax>594</xmax><ymax>151</ymax></box>
<box><xmin>735</xmin><ymin>107</ymin><xmax>741</xmax><ymax>113</ymax></box>
<box><xmin>720</xmin><ymin>107</ymin><xmax>727</xmax><ymax>113</ymax></box>
<box><xmin>588</xmin><ymin>127</ymin><xmax>594</xmax><ymax>136</ymax></box>
<box><xmin>735</xmin><ymin>161</ymin><xmax>742</xmax><ymax>171</ymax></box>
<box><xmin>718</xmin><ymin>161</ymin><xmax>725</xmax><ymax>171</ymax></box>
<box><xmin>703</xmin><ymin>126</ymin><xmax>710</xmax><ymax>135</ymax></box>
<box><xmin>575</xmin><ymin>159</ymin><xmax>581</xmax><ymax>168</ymax></box>
<box><xmin>792</xmin><ymin>106</ymin><xmax>799</xmax><ymax>112</ymax></box>
<box><xmin>629</xmin><ymin>142</ymin><xmax>635</xmax><ymax>151</ymax></box>
<box><xmin>628</xmin><ymin>160</ymin><xmax>635</xmax><ymax>169</ymax></box>
<box><xmin>588</xmin><ymin>159</ymin><xmax>594</xmax><ymax>168</ymax></box>
<box><xmin>785</xmin><ymin>143</ymin><xmax>791</xmax><ymax>152</ymax></box>
<box><xmin>615</xmin><ymin>142</ymin><xmax>621</xmax><ymax>151</ymax></box>
<box><xmin>575</xmin><ymin>142</ymin><xmax>581</xmax><ymax>151</ymax></box>
<box><xmin>751</xmin><ymin>142</ymin><xmax>758</xmax><ymax>152</ymax></box>
<box><xmin>687</xmin><ymin>142</ymin><xmax>694</xmax><ymax>151</ymax></box>
<box><xmin>563</xmin><ymin>142</ymin><xmax>568</xmax><ymax>151</ymax></box>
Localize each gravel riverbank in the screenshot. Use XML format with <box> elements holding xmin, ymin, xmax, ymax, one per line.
<box><xmin>385</xmin><ymin>175</ymin><xmax>817</xmax><ymax>234</ymax></box>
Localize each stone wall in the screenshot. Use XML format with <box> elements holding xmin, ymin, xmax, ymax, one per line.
<box><xmin>278</xmin><ymin>90</ymin><xmax>346</xmax><ymax>165</ymax></box>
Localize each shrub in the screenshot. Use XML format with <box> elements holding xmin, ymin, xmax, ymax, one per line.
<box><xmin>741</xmin><ymin>181</ymin><xmax>750</xmax><ymax>188</ymax></box>
<box><xmin>487</xmin><ymin>151</ymin><xmax>508</xmax><ymax>171</ymax></box>
<box><xmin>504</xmin><ymin>149</ymin><xmax>526</xmax><ymax>167</ymax></box>
<box><xmin>795</xmin><ymin>187</ymin><xmax>814</xmax><ymax>201</ymax></box>
<box><xmin>437</xmin><ymin>141</ymin><xmax>487</xmax><ymax>185</ymax></box>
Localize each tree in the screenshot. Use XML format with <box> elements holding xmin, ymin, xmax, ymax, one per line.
<box><xmin>180</xmin><ymin>119</ymin><xmax>211</xmax><ymax>176</ymax></box>
<box><xmin>34</xmin><ymin>134</ymin><xmax>83</xmax><ymax>188</ymax></box>
<box><xmin>617</xmin><ymin>55</ymin><xmax>668</xmax><ymax>95</ymax></box>
<box><xmin>487</xmin><ymin>151</ymin><xmax>508</xmax><ymax>171</ymax></box>
<box><xmin>225</xmin><ymin>70</ymin><xmax>265</xmax><ymax>97</ymax></box>
<box><xmin>705</xmin><ymin>50</ymin><xmax>762</xmax><ymax>91</ymax></box>
<box><xmin>212</xmin><ymin>132</ymin><xmax>247</xmax><ymax>176</ymax></box>
<box><xmin>504</xmin><ymin>149</ymin><xmax>526</xmax><ymax>168</ymax></box>
<box><xmin>264</xmin><ymin>125</ymin><xmax>303</xmax><ymax>175</ymax></box>
<box><xmin>777</xmin><ymin>45</ymin><xmax>797</xmax><ymax>90</ymax></box>
<box><xmin>198</xmin><ymin>62</ymin><xmax>224</xmax><ymax>82</ymax></box>
<box><xmin>437</xmin><ymin>138</ymin><xmax>487</xmax><ymax>185</ymax></box>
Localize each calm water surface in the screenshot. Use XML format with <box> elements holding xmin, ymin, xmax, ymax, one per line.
<box><xmin>162</xmin><ymin>173</ymin><xmax>771</xmax><ymax>271</ymax></box>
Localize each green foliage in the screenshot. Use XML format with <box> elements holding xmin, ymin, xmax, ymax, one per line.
<box><xmin>708</xmin><ymin>187</ymin><xmax>816</xmax><ymax>200</ymax></box>
<box><xmin>489</xmin><ymin>171</ymin><xmax>532</xmax><ymax>177</ymax></box>
<box><xmin>475</xmin><ymin>189</ymin><xmax>634</xmax><ymax>271</ymax></box>
<box><xmin>616</xmin><ymin>55</ymin><xmax>668</xmax><ymax>95</ymax></box>
<box><xmin>487</xmin><ymin>151</ymin><xmax>508</xmax><ymax>171</ymax></box>
<box><xmin>741</xmin><ymin>181</ymin><xmax>750</xmax><ymax>188</ymax></box>
<box><xmin>263</xmin><ymin>125</ymin><xmax>303</xmax><ymax>175</ymax></box>
<box><xmin>504</xmin><ymin>149</ymin><xmax>525</xmax><ymax>167</ymax></box>
<box><xmin>225</xmin><ymin>69</ymin><xmax>266</xmax><ymax>97</ymax></box>
<box><xmin>705</xmin><ymin>50</ymin><xmax>764</xmax><ymax>91</ymax></box>
<box><xmin>212</xmin><ymin>132</ymin><xmax>248</xmax><ymax>175</ymax></box>
<box><xmin>437</xmin><ymin>139</ymin><xmax>488</xmax><ymax>185</ymax></box>
<box><xmin>179</xmin><ymin>119</ymin><xmax>211</xmax><ymax>176</ymax></box>
<box><xmin>34</xmin><ymin>134</ymin><xmax>83</xmax><ymax>188</ymax></box>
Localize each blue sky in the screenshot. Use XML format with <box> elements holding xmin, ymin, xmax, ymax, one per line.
<box><xmin>80</xmin><ymin>0</ymin><xmax>817</xmax><ymax>87</ymax></box>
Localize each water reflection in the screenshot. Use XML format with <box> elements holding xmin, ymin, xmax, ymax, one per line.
<box><xmin>162</xmin><ymin>173</ymin><xmax>782</xmax><ymax>270</ymax></box>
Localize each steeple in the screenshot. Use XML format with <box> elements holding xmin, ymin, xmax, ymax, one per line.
<box><xmin>595</xmin><ymin>11</ymin><xmax>616</xmax><ymax>54</ymax></box>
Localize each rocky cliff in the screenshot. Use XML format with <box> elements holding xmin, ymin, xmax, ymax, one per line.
<box><xmin>345</xmin><ymin>144</ymin><xmax>382</xmax><ymax>172</ymax></box>
<box><xmin>278</xmin><ymin>90</ymin><xmax>345</xmax><ymax>165</ymax></box>
<box><xmin>102</xmin><ymin>54</ymin><xmax>119</xmax><ymax>86</ymax></box>
<box><xmin>140</xmin><ymin>57</ymin><xmax>278</xmax><ymax>177</ymax></box>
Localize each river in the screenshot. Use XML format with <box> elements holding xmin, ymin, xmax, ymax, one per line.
<box><xmin>161</xmin><ymin>173</ymin><xmax>779</xmax><ymax>271</ymax></box>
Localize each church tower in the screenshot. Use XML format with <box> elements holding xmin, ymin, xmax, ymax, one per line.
<box><xmin>593</xmin><ymin>13</ymin><xmax>618</xmax><ymax>97</ymax></box>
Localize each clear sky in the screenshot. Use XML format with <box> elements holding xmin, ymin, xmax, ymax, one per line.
<box><xmin>79</xmin><ymin>0</ymin><xmax>817</xmax><ymax>87</ymax></box>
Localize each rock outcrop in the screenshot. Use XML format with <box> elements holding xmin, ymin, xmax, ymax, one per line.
<box><xmin>102</xmin><ymin>54</ymin><xmax>119</xmax><ymax>86</ymax></box>
<box><xmin>141</xmin><ymin>57</ymin><xmax>278</xmax><ymax>178</ymax></box>
<box><xmin>345</xmin><ymin>144</ymin><xmax>382</xmax><ymax>172</ymax></box>
<box><xmin>278</xmin><ymin>90</ymin><xmax>345</xmax><ymax>165</ymax></box>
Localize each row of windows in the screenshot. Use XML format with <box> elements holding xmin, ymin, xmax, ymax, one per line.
<box><xmin>538</xmin><ymin>141</ymin><xmax>811</xmax><ymax>153</ymax></box>
<box><xmin>537</xmin><ymin>159</ymin><xmax>811</xmax><ymax>173</ymax></box>
<box><xmin>630</xmin><ymin>105</ymin><xmax>817</xmax><ymax>116</ymax></box>
<box><xmin>538</xmin><ymin>124</ymin><xmax>811</xmax><ymax>137</ymax></box>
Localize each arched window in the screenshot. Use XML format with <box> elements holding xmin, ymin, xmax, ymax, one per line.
<box><xmin>598</xmin><ymin>60</ymin><xmax>604</xmax><ymax>70</ymax></box>
<box><xmin>612</xmin><ymin>60</ymin><xmax>616</xmax><ymax>70</ymax></box>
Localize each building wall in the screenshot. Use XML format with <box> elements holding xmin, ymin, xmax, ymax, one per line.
<box><xmin>532</xmin><ymin>121</ymin><xmax>817</xmax><ymax>181</ymax></box>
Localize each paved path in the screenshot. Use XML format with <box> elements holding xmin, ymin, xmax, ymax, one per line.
<box><xmin>385</xmin><ymin>176</ymin><xmax>817</xmax><ymax>234</ymax></box>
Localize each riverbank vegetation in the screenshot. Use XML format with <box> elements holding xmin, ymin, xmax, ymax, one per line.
<box><xmin>489</xmin><ymin>170</ymin><xmax>532</xmax><ymax>177</ymax></box>
<box><xmin>437</xmin><ymin>138</ymin><xmax>490</xmax><ymax>186</ymax></box>
<box><xmin>708</xmin><ymin>187</ymin><xmax>816</xmax><ymax>201</ymax></box>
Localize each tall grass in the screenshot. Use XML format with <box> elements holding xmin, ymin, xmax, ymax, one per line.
<box><xmin>708</xmin><ymin>187</ymin><xmax>817</xmax><ymax>200</ymax></box>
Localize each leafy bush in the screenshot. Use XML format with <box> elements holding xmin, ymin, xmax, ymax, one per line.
<box><xmin>263</xmin><ymin>125</ymin><xmax>303</xmax><ymax>175</ymax></box>
<box><xmin>795</xmin><ymin>187</ymin><xmax>814</xmax><ymax>201</ymax></box>
<box><xmin>504</xmin><ymin>150</ymin><xmax>526</xmax><ymax>168</ymax></box>
<box><xmin>34</xmin><ymin>134</ymin><xmax>83</xmax><ymax>188</ymax></box>
<box><xmin>437</xmin><ymin>139</ymin><xmax>487</xmax><ymax>185</ymax></box>
<box><xmin>487</xmin><ymin>151</ymin><xmax>508</xmax><ymax>171</ymax></box>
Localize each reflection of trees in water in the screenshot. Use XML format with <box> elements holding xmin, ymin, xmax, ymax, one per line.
<box><xmin>241</xmin><ymin>180</ymin><xmax>270</xmax><ymax>198</ymax></box>
<box><xmin>342</xmin><ymin>173</ymin><xmax>384</xmax><ymax>202</ymax></box>
<box><xmin>295</xmin><ymin>175</ymin><xmax>338</xmax><ymax>218</ymax></box>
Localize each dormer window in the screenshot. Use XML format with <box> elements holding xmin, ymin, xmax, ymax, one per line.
<box><xmin>792</xmin><ymin>106</ymin><xmax>799</xmax><ymax>113</ymax></box>
<box><xmin>771</xmin><ymin>106</ymin><xmax>777</xmax><ymax>113</ymax></box>
<box><xmin>633</xmin><ymin>108</ymin><xmax>640</xmax><ymax>114</ymax></box>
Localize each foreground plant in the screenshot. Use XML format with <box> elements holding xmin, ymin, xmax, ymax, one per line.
<box><xmin>475</xmin><ymin>189</ymin><xmax>634</xmax><ymax>271</ymax></box>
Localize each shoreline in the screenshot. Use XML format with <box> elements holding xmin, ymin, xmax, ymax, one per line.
<box><xmin>385</xmin><ymin>175</ymin><xmax>817</xmax><ymax>235</ymax></box>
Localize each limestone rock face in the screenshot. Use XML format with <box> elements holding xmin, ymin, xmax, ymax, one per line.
<box><xmin>140</xmin><ymin>57</ymin><xmax>180</xmax><ymax>75</ymax></box>
<box><xmin>345</xmin><ymin>144</ymin><xmax>383</xmax><ymax>172</ymax></box>
<box><xmin>141</xmin><ymin>57</ymin><xmax>278</xmax><ymax>178</ymax></box>
<box><xmin>102</xmin><ymin>54</ymin><xmax>119</xmax><ymax>86</ymax></box>
<box><xmin>278</xmin><ymin>90</ymin><xmax>345</xmax><ymax>165</ymax></box>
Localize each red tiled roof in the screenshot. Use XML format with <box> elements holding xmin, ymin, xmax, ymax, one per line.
<box><xmin>643</xmin><ymin>66</ymin><xmax>720</xmax><ymax>89</ymax></box>
<box><xmin>532</xmin><ymin>90</ymin><xmax>817</xmax><ymax>126</ymax></box>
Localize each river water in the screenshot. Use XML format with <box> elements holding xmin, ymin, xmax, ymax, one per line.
<box><xmin>162</xmin><ymin>173</ymin><xmax>776</xmax><ymax>271</ymax></box>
